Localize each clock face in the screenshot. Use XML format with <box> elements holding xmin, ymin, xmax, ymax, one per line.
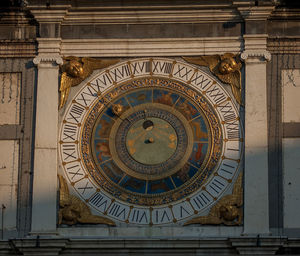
<box><xmin>59</xmin><ymin>58</ymin><xmax>243</xmax><ymax>225</ymax></box>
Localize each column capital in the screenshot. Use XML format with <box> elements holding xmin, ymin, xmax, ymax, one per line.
<box><xmin>241</xmin><ymin>50</ymin><xmax>271</xmax><ymax>62</ymax></box>
<box><xmin>241</xmin><ymin>34</ymin><xmax>271</xmax><ymax>62</ymax></box>
<box><xmin>33</xmin><ymin>38</ymin><xmax>63</xmax><ymax>66</ymax></box>
<box><xmin>33</xmin><ymin>55</ymin><xmax>63</xmax><ymax>66</ymax></box>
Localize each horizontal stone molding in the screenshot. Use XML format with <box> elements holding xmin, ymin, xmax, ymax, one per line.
<box><xmin>1</xmin><ymin>237</ymin><xmax>299</xmax><ymax>255</ymax></box>
<box><xmin>268</xmin><ymin>38</ymin><xmax>300</xmax><ymax>54</ymax></box>
<box><xmin>0</xmin><ymin>40</ymin><xmax>36</xmax><ymax>57</ymax></box>
<box><xmin>60</xmin><ymin>37</ymin><xmax>242</xmax><ymax>57</ymax></box>
<box><xmin>36</xmin><ymin>38</ymin><xmax>62</xmax><ymax>55</ymax></box>
<box><xmin>237</xmin><ymin>6</ymin><xmax>275</xmax><ymax>21</ymax></box>
<box><xmin>27</xmin><ymin>3</ymin><xmax>244</xmax><ymax>25</ymax></box>
<box><xmin>242</xmin><ymin>34</ymin><xmax>271</xmax><ymax>61</ymax></box>
<box><xmin>63</xmin><ymin>8</ymin><xmax>241</xmax><ymax>24</ymax></box>
<box><xmin>243</xmin><ymin>34</ymin><xmax>268</xmax><ymax>49</ymax></box>
<box><xmin>28</xmin><ymin>5</ymin><xmax>71</xmax><ymax>23</ymax></box>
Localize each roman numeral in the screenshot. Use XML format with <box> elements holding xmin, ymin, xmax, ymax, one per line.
<box><xmin>110</xmin><ymin>65</ymin><xmax>131</xmax><ymax>82</ymax></box>
<box><xmin>62</xmin><ymin>123</ymin><xmax>77</xmax><ymax>141</ymax></box>
<box><xmin>180</xmin><ymin>205</ymin><xmax>190</xmax><ymax>218</ymax></box>
<box><xmin>225</xmin><ymin>120</ymin><xmax>240</xmax><ymax>139</ymax></box>
<box><xmin>62</xmin><ymin>144</ymin><xmax>77</xmax><ymax>161</ymax></box>
<box><xmin>131</xmin><ymin>61</ymin><xmax>150</xmax><ymax>75</ymax></box>
<box><xmin>108</xmin><ymin>203</ymin><xmax>127</xmax><ymax>220</ymax></box>
<box><xmin>152</xmin><ymin>61</ymin><xmax>173</xmax><ymax>74</ymax></box>
<box><xmin>173</xmin><ymin>65</ymin><xmax>193</xmax><ymax>80</ymax></box>
<box><xmin>66</xmin><ymin>164</ymin><xmax>83</xmax><ymax>179</ymax></box>
<box><xmin>89</xmin><ymin>193</ymin><xmax>109</xmax><ymax>212</ymax></box>
<box><xmin>131</xmin><ymin>209</ymin><xmax>148</xmax><ymax>223</ymax></box>
<box><xmin>67</xmin><ymin>104</ymin><xmax>85</xmax><ymax>123</ymax></box>
<box><xmin>153</xmin><ymin>209</ymin><xmax>172</xmax><ymax>223</ymax></box>
<box><xmin>192</xmin><ymin>193</ymin><xmax>210</xmax><ymax>210</ymax></box>
<box><xmin>77</xmin><ymin>181</ymin><xmax>93</xmax><ymax>195</ymax></box>
<box><xmin>76</xmin><ymin>87</ymin><xmax>97</xmax><ymax>106</ymax></box>
<box><xmin>206</xmin><ymin>85</ymin><xmax>227</xmax><ymax>105</ymax></box>
<box><xmin>190</xmin><ymin>72</ymin><xmax>212</xmax><ymax>90</ymax></box>
<box><xmin>161</xmin><ymin>210</ymin><xmax>170</xmax><ymax>222</ymax></box>
<box><xmin>220</xmin><ymin>163</ymin><xmax>235</xmax><ymax>175</ymax></box>
<box><xmin>90</xmin><ymin>193</ymin><xmax>104</xmax><ymax>207</ymax></box>
<box><xmin>90</xmin><ymin>73</ymin><xmax>113</xmax><ymax>92</ymax></box>
<box><xmin>218</xmin><ymin>101</ymin><xmax>236</xmax><ymax>122</ymax></box>
<box><xmin>209</xmin><ymin>179</ymin><xmax>225</xmax><ymax>194</ymax></box>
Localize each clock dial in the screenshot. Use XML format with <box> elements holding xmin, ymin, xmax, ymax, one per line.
<box><xmin>59</xmin><ymin>58</ymin><xmax>243</xmax><ymax>225</ymax></box>
<box><xmin>109</xmin><ymin>103</ymin><xmax>194</xmax><ymax>180</ymax></box>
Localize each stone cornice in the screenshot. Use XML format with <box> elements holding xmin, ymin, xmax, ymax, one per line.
<box><xmin>62</xmin><ymin>8</ymin><xmax>241</xmax><ymax>24</ymax></box>
<box><xmin>26</xmin><ymin>3</ymin><xmax>244</xmax><ymax>25</ymax></box>
<box><xmin>28</xmin><ymin>5</ymin><xmax>71</xmax><ymax>23</ymax></box>
<box><xmin>237</xmin><ymin>6</ymin><xmax>275</xmax><ymax>21</ymax></box>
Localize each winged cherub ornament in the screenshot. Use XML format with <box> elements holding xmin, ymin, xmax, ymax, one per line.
<box><xmin>58</xmin><ymin>174</ymin><xmax>116</xmax><ymax>226</ymax></box>
<box><xmin>59</xmin><ymin>57</ymin><xmax>119</xmax><ymax>109</ymax></box>
<box><xmin>184</xmin><ymin>172</ymin><xmax>243</xmax><ymax>226</ymax></box>
<box><xmin>183</xmin><ymin>53</ymin><xmax>243</xmax><ymax>105</ymax></box>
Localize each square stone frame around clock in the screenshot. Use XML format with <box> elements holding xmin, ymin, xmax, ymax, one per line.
<box><xmin>31</xmin><ymin>36</ymin><xmax>270</xmax><ymax>237</ymax></box>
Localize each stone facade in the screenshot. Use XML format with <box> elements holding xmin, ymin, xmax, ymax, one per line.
<box><xmin>0</xmin><ymin>0</ymin><xmax>299</xmax><ymax>255</ymax></box>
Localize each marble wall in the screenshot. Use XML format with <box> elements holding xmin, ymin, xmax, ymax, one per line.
<box><xmin>0</xmin><ymin>73</ymin><xmax>21</xmax><ymax>235</ymax></box>
<box><xmin>282</xmin><ymin>69</ymin><xmax>300</xmax><ymax>230</ymax></box>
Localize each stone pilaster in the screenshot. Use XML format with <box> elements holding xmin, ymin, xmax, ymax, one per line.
<box><xmin>31</xmin><ymin>38</ymin><xmax>62</xmax><ymax>234</ymax></box>
<box><xmin>241</xmin><ymin>34</ymin><xmax>271</xmax><ymax>235</ymax></box>
<box><xmin>28</xmin><ymin>3</ymin><xmax>69</xmax><ymax>235</ymax></box>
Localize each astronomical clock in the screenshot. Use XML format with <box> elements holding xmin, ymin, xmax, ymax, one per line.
<box><xmin>58</xmin><ymin>57</ymin><xmax>243</xmax><ymax>226</ymax></box>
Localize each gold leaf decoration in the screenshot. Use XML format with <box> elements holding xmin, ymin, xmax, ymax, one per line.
<box><xmin>58</xmin><ymin>174</ymin><xmax>116</xmax><ymax>226</ymax></box>
<box><xmin>183</xmin><ymin>53</ymin><xmax>243</xmax><ymax>106</ymax></box>
<box><xmin>184</xmin><ymin>172</ymin><xmax>243</xmax><ymax>226</ymax></box>
<box><xmin>59</xmin><ymin>57</ymin><xmax>120</xmax><ymax>109</ymax></box>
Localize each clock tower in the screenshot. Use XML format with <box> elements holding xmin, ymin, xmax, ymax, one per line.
<box><xmin>1</xmin><ymin>0</ymin><xmax>300</xmax><ymax>255</ymax></box>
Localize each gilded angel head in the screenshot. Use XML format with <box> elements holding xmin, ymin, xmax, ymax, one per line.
<box><xmin>65</xmin><ymin>59</ymin><xmax>84</xmax><ymax>78</ymax></box>
<box><xmin>218</xmin><ymin>55</ymin><xmax>240</xmax><ymax>75</ymax></box>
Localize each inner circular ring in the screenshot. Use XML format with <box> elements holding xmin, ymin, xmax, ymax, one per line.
<box><xmin>126</xmin><ymin>117</ymin><xmax>178</xmax><ymax>165</ymax></box>
<box><xmin>109</xmin><ymin>103</ymin><xmax>194</xmax><ymax>180</ymax></box>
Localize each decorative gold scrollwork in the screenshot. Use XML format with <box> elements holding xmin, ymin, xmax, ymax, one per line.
<box><xmin>59</xmin><ymin>57</ymin><xmax>119</xmax><ymax>109</ymax></box>
<box><xmin>58</xmin><ymin>174</ymin><xmax>116</xmax><ymax>226</ymax></box>
<box><xmin>183</xmin><ymin>53</ymin><xmax>243</xmax><ymax>105</ymax></box>
<box><xmin>184</xmin><ymin>172</ymin><xmax>243</xmax><ymax>226</ymax></box>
